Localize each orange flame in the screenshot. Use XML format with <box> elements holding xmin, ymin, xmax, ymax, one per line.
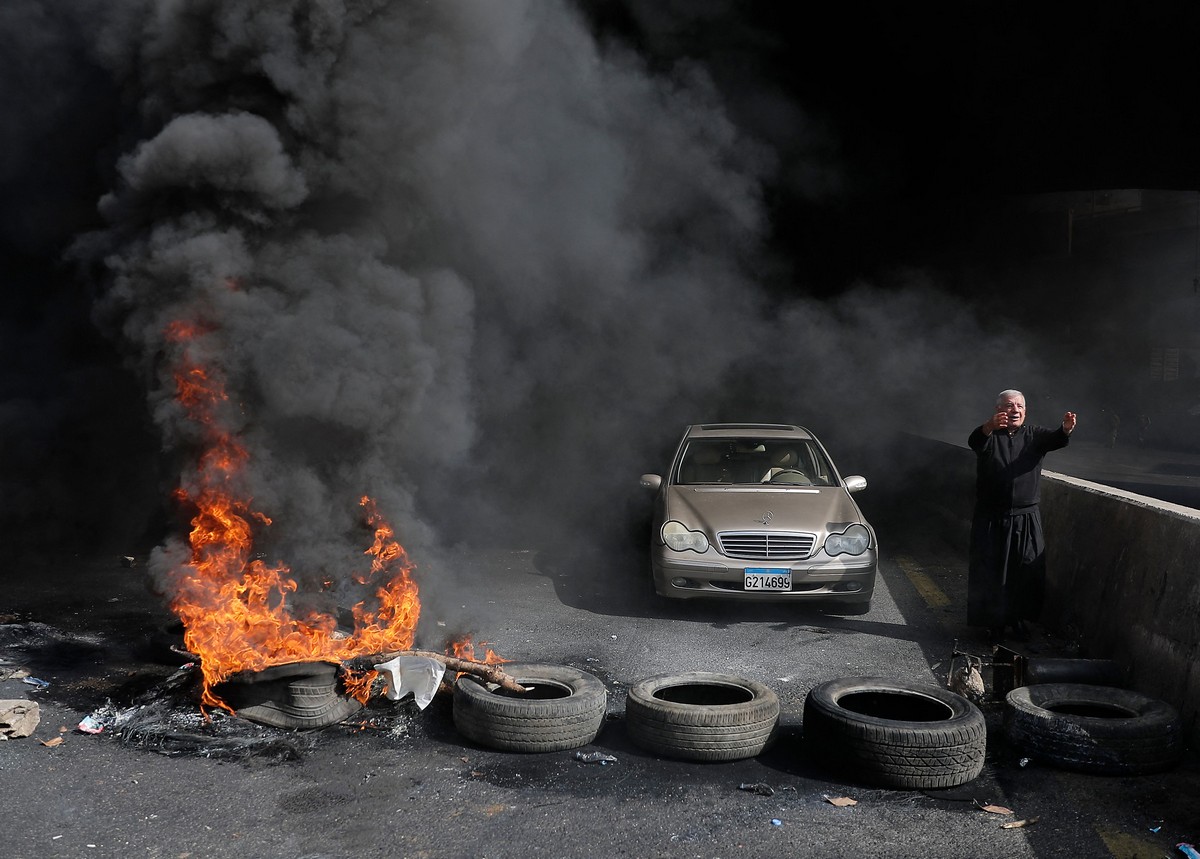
<box><xmin>449</xmin><ymin>636</ymin><xmax>508</xmax><ymax>665</ymax></box>
<box><xmin>166</xmin><ymin>320</ymin><xmax>422</xmax><ymax>713</ymax></box>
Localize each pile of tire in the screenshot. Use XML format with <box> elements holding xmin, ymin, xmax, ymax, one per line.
<box><xmin>453</xmin><ymin>662</ymin><xmax>1185</xmax><ymax>787</ymax></box>
<box><xmin>453</xmin><ymin>663</ymin><xmax>607</xmax><ymax>753</ymax></box>
<box><xmin>624</xmin><ymin>671</ymin><xmax>780</xmax><ymax>762</ymax></box>
<box><xmin>803</xmin><ymin>677</ymin><xmax>986</xmax><ymax>789</ymax></box>
<box><xmin>1004</xmin><ymin>683</ymin><xmax>1183</xmax><ymax>775</ymax></box>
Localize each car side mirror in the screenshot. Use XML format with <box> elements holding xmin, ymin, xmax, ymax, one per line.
<box><xmin>843</xmin><ymin>475</ymin><xmax>867</xmax><ymax>493</ymax></box>
<box><xmin>640</xmin><ymin>474</ymin><xmax>662</xmax><ymax>491</ymax></box>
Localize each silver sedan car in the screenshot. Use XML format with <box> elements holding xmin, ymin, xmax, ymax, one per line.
<box><xmin>640</xmin><ymin>423</ymin><xmax>878</xmax><ymax>609</ymax></box>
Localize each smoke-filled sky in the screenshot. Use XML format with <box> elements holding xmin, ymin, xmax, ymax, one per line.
<box><xmin>3</xmin><ymin>1</ymin><xmax>1199</xmax><ymax>601</ymax></box>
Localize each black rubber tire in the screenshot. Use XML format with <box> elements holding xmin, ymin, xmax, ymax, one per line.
<box><xmin>453</xmin><ymin>663</ymin><xmax>607</xmax><ymax>753</ymax></box>
<box><xmin>803</xmin><ymin>676</ymin><xmax>986</xmax><ymax>789</ymax></box>
<box><xmin>625</xmin><ymin>672</ymin><xmax>779</xmax><ymax>762</ymax></box>
<box><xmin>1004</xmin><ymin>683</ymin><xmax>1183</xmax><ymax>775</ymax></box>
<box><xmin>1022</xmin><ymin>658</ymin><xmax>1126</xmax><ymax>687</ymax></box>
<box><xmin>216</xmin><ymin>661</ymin><xmax>363</xmax><ymax>729</ymax></box>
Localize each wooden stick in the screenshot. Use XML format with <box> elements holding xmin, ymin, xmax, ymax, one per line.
<box><xmin>354</xmin><ymin>650</ymin><xmax>529</xmax><ymax>693</ymax></box>
<box><xmin>171</xmin><ymin>648</ymin><xmax>530</xmax><ymax>694</ymax></box>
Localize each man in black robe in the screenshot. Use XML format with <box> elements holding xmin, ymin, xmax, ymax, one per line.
<box><xmin>968</xmin><ymin>389</ymin><xmax>1077</xmax><ymax>641</ymax></box>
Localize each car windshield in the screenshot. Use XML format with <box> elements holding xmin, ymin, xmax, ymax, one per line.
<box><xmin>675</xmin><ymin>438</ymin><xmax>837</xmax><ymax>486</ymax></box>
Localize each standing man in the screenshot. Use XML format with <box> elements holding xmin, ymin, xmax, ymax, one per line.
<box><xmin>968</xmin><ymin>390</ymin><xmax>1077</xmax><ymax>642</ymax></box>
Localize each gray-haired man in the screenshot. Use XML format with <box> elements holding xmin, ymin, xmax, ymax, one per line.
<box><xmin>968</xmin><ymin>390</ymin><xmax>1077</xmax><ymax>642</ymax></box>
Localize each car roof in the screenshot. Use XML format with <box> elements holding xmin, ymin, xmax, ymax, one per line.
<box><xmin>683</xmin><ymin>423</ymin><xmax>815</xmax><ymax>441</ymax></box>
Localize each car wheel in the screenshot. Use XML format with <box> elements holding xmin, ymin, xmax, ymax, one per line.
<box><xmin>625</xmin><ymin>672</ymin><xmax>779</xmax><ymax>761</ymax></box>
<box><xmin>1004</xmin><ymin>683</ymin><xmax>1183</xmax><ymax>775</ymax></box>
<box><xmin>803</xmin><ymin>676</ymin><xmax>986</xmax><ymax>789</ymax></box>
<box><xmin>453</xmin><ymin>663</ymin><xmax>607</xmax><ymax>753</ymax></box>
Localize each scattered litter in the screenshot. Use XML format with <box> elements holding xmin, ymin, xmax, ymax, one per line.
<box><xmin>976</xmin><ymin>803</ymin><xmax>1014</xmax><ymax>816</ymax></box>
<box><xmin>120</xmin><ymin>556</ymin><xmax>135</xmax><ymax>568</ymax></box>
<box><xmin>67</xmin><ymin>666</ymin><xmax>319</xmax><ymax>761</ymax></box>
<box><xmin>770</xmin><ymin>819</ymin><xmax>783</xmax><ymax>827</ymax></box>
<box><xmin>77</xmin><ymin>701</ymin><xmax>138</xmax><ymax>735</ymax></box>
<box><xmin>22</xmin><ymin>677</ymin><xmax>50</xmax><ymax>690</ymax></box>
<box><xmin>738</xmin><ymin>782</ymin><xmax>774</xmax><ymax>797</ymax></box>
<box><xmin>77</xmin><ymin>714</ymin><xmax>106</xmax><ymax>734</ymax></box>
<box><xmin>1019</xmin><ymin>757</ymin><xmax>1031</xmax><ymax>767</ymax></box>
<box><xmin>0</xmin><ymin>665</ymin><xmax>30</xmax><ymax>681</ymax></box>
<box><xmin>41</xmin><ymin>736</ymin><xmax>64</xmax><ymax>748</ymax></box>
<box><xmin>573</xmin><ymin>751</ymin><xmax>617</xmax><ymax>765</ymax></box>
<box><xmin>372</xmin><ymin>655</ymin><xmax>446</xmax><ymax>710</ymax></box>
<box><xmin>1001</xmin><ymin>817</ymin><xmax>1039</xmax><ymax>830</ymax></box>
<box><xmin>948</xmin><ymin>652</ymin><xmax>985</xmax><ymax>702</ymax></box>
<box><xmin>610</xmin><ymin>635</ymin><xmax>617</xmax><ymax>640</ymax></box>
<box><xmin>1151</xmin><ymin>826</ymin><xmax>1162</xmax><ymax>834</ymax></box>
<box><xmin>1178</xmin><ymin>844</ymin><xmax>1200</xmax><ymax>859</ymax></box>
<box><xmin>823</xmin><ymin>795</ymin><xmax>858</xmax><ymax>808</ymax></box>
<box><xmin>1</xmin><ymin>699</ymin><xmax>41</xmax><ymax>738</ymax></box>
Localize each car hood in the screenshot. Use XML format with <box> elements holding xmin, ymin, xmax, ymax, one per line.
<box><xmin>665</xmin><ymin>485</ymin><xmax>866</xmax><ymax>533</ymax></box>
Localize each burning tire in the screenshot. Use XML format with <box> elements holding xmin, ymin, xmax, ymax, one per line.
<box><xmin>803</xmin><ymin>676</ymin><xmax>985</xmax><ymax>789</ymax></box>
<box><xmin>217</xmin><ymin>661</ymin><xmax>363</xmax><ymax>730</ymax></box>
<box><xmin>453</xmin><ymin>663</ymin><xmax>607</xmax><ymax>753</ymax></box>
<box><xmin>624</xmin><ymin>672</ymin><xmax>779</xmax><ymax>762</ymax></box>
<box><xmin>1004</xmin><ymin>683</ymin><xmax>1183</xmax><ymax>775</ymax></box>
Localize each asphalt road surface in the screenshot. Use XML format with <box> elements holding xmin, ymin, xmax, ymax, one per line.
<box><xmin>1</xmin><ymin>519</ymin><xmax>1197</xmax><ymax>859</ymax></box>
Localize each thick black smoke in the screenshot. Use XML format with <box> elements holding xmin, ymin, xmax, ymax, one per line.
<box><xmin>1</xmin><ymin>1</ymin><xmax>1116</xmax><ymax>611</ymax></box>
<box><xmin>60</xmin><ymin>0</ymin><xmax>786</xmax><ymax>605</ymax></box>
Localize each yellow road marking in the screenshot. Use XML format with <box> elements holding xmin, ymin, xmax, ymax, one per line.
<box><xmin>895</xmin><ymin>554</ymin><xmax>951</xmax><ymax>608</ymax></box>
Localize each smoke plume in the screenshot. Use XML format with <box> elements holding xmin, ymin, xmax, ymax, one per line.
<box><xmin>1</xmin><ymin>1</ymin><xmax>1091</xmax><ymax>615</ymax></box>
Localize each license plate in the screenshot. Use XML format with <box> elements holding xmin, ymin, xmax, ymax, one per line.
<box><xmin>744</xmin><ymin>568</ymin><xmax>791</xmax><ymax>591</ymax></box>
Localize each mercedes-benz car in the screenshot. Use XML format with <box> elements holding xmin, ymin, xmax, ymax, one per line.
<box><xmin>639</xmin><ymin>423</ymin><xmax>877</xmax><ymax>608</ymax></box>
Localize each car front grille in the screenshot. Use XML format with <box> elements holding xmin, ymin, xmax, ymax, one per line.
<box><xmin>717</xmin><ymin>531</ymin><xmax>816</xmax><ymax>560</ymax></box>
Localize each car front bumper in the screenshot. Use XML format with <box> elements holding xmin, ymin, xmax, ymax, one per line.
<box><xmin>650</xmin><ymin>549</ymin><xmax>877</xmax><ymax>602</ymax></box>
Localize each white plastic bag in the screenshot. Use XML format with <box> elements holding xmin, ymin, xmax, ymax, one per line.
<box><xmin>372</xmin><ymin>655</ymin><xmax>447</xmax><ymax>710</ymax></box>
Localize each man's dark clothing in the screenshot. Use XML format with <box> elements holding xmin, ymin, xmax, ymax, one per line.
<box><xmin>967</xmin><ymin>423</ymin><xmax>1069</xmax><ymax>629</ymax></box>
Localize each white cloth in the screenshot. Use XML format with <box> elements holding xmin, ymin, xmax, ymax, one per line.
<box><xmin>372</xmin><ymin>655</ymin><xmax>446</xmax><ymax>710</ymax></box>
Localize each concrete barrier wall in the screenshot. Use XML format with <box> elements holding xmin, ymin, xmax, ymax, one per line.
<box><xmin>908</xmin><ymin>437</ymin><xmax>1200</xmax><ymax>749</ymax></box>
<box><xmin>1040</xmin><ymin>474</ymin><xmax>1200</xmax><ymax>750</ymax></box>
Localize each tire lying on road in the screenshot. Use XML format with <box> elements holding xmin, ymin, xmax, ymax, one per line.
<box><xmin>453</xmin><ymin>663</ymin><xmax>607</xmax><ymax>753</ymax></box>
<box><xmin>803</xmin><ymin>676</ymin><xmax>986</xmax><ymax>789</ymax></box>
<box><xmin>625</xmin><ymin>672</ymin><xmax>779</xmax><ymax>762</ymax></box>
<box><xmin>217</xmin><ymin>661</ymin><xmax>363</xmax><ymax>730</ymax></box>
<box><xmin>1004</xmin><ymin>683</ymin><xmax>1183</xmax><ymax>775</ymax></box>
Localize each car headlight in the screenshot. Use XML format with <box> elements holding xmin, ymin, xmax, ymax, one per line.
<box><xmin>661</xmin><ymin>520</ymin><xmax>710</xmax><ymax>553</ymax></box>
<box><xmin>824</xmin><ymin>524</ymin><xmax>871</xmax><ymax>557</ymax></box>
